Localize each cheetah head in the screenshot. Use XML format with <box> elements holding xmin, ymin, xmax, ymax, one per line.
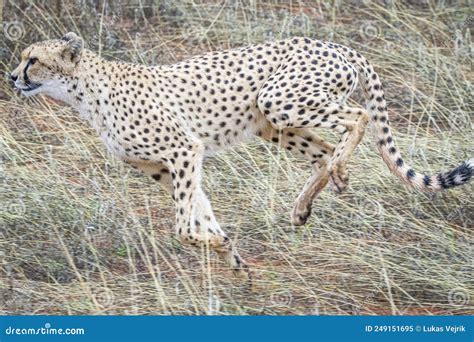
<box><xmin>10</xmin><ymin>32</ymin><xmax>84</xmax><ymax>97</ymax></box>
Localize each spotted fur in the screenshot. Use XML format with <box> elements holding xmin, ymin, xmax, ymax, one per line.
<box><xmin>11</xmin><ymin>33</ymin><xmax>473</xmax><ymax>278</ymax></box>
<box><xmin>328</xmin><ymin>43</ymin><xmax>473</xmax><ymax>191</ymax></box>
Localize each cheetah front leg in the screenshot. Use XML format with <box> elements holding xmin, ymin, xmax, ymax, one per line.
<box><xmin>129</xmin><ymin>161</ymin><xmax>174</xmax><ymax>194</ymax></box>
<box><xmin>130</xmin><ymin>160</ymin><xmax>198</xmax><ymax>234</ymax></box>
<box><xmin>155</xmin><ymin>144</ymin><xmax>251</xmax><ymax>280</ymax></box>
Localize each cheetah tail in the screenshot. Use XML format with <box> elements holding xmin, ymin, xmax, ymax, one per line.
<box><xmin>341</xmin><ymin>47</ymin><xmax>473</xmax><ymax>191</ymax></box>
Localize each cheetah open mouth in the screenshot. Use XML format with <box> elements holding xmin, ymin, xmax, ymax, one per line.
<box><xmin>19</xmin><ymin>82</ymin><xmax>42</xmax><ymax>92</ymax></box>
<box><xmin>20</xmin><ymin>83</ymin><xmax>41</xmax><ymax>92</ymax></box>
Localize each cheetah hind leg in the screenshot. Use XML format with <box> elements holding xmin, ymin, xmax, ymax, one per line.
<box><xmin>328</xmin><ymin>106</ymin><xmax>369</xmax><ymax>193</ymax></box>
<box><xmin>258</xmin><ymin>126</ymin><xmax>337</xmax><ymax>226</ymax></box>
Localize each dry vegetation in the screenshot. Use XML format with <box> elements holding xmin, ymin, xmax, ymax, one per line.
<box><xmin>0</xmin><ymin>0</ymin><xmax>473</xmax><ymax>315</ymax></box>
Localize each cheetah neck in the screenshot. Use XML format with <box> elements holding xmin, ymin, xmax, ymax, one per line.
<box><xmin>55</xmin><ymin>50</ymin><xmax>118</xmax><ymax>133</ymax></box>
<box><xmin>51</xmin><ymin>50</ymin><xmax>163</xmax><ymax>136</ymax></box>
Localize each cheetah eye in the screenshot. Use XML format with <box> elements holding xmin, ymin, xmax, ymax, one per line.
<box><xmin>29</xmin><ymin>57</ymin><xmax>38</xmax><ymax>65</ymax></box>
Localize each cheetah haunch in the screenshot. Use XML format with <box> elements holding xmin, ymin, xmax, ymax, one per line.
<box><xmin>11</xmin><ymin>32</ymin><xmax>473</xmax><ymax>279</ymax></box>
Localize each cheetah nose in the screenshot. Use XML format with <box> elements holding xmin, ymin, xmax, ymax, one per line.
<box><xmin>10</xmin><ymin>73</ymin><xmax>18</xmax><ymax>82</ymax></box>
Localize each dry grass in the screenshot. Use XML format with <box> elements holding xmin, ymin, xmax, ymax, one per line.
<box><xmin>0</xmin><ymin>0</ymin><xmax>473</xmax><ymax>315</ymax></box>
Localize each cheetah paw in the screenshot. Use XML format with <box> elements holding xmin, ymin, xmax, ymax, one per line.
<box><xmin>291</xmin><ymin>203</ymin><xmax>312</xmax><ymax>226</ymax></box>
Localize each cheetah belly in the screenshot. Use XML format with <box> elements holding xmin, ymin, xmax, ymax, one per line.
<box><xmin>194</xmin><ymin>107</ymin><xmax>267</xmax><ymax>155</ymax></box>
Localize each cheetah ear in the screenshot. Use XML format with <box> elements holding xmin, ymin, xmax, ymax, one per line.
<box><xmin>61</xmin><ymin>32</ymin><xmax>84</xmax><ymax>63</ymax></box>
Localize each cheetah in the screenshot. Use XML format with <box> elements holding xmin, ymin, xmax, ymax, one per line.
<box><xmin>11</xmin><ymin>32</ymin><xmax>473</xmax><ymax>279</ymax></box>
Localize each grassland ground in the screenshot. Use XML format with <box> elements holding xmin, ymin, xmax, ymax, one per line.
<box><xmin>0</xmin><ymin>0</ymin><xmax>472</xmax><ymax>315</ymax></box>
